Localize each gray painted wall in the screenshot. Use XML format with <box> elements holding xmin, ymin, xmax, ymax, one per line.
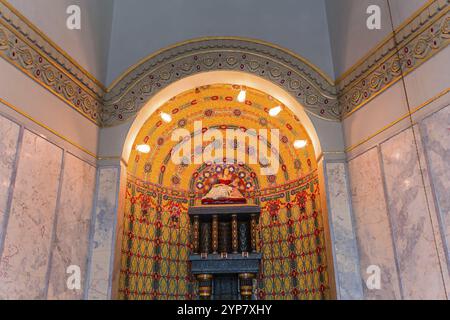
<box><xmin>8</xmin><ymin>0</ymin><xmax>114</xmax><ymax>84</ymax></box>
<box><xmin>6</xmin><ymin>0</ymin><xmax>430</xmax><ymax>84</ymax></box>
<box><xmin>325</xmin><ymin>0</ymin><xmax>428</xmax><ymax>79</ymax></box>
<box><xmin>105</xmin><ymin>0</ymin><xmax>335</xmax><ymax>85</ymax></box>
<box><xmin>325</xmin><ymin>0</ymin><xmax>392</xmax><ymax>79</ymax></box>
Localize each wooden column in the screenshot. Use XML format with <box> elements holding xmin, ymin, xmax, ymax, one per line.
<box><xmin>212</xmin><ymin>215</ymin><xmax>219</xmax><ymax>254</ymax></box>
<box><xmin>192</xmin><ymin>215</ymin><xmax>200</xmax><ymax>254</ymax></box>
<box><xmin>200</xmin><ymin>222</ymin><xmax>211</xmax><ymax>254</ymax></box>
<box><xmin>238</xmin><ymin>221</ymin><xmax>250</xmax><ymax>253</ymax></box>
<box><xmin>239</xmin><ymin>273</ymin><xmax>255</xmax><ymax>300</ymax></box>
<box><xmin>197</xmin><ymin>274</ymin><xmax>213</xmax><ymax>300</ymax></box>
<box><xmin>219</xmin><ymin>221</ymin><xmax>230</xmax><ymax>254</ymax></box>
<box><xmin>250</xmin><ymin>214</ymin><xmax>258</xmax><ymax>252</ymax></box>
<box><xmin>231</xmin><ymin>214</ymin><xmax>238</xmax><ymax>253</ymax></box>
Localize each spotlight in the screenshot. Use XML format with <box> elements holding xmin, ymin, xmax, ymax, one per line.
<box><xmin>160</xmin><ymin>112</ymin><xmax>172</xmax><ymax>123</ymax></box>
<box><xmin>237</xmin><ymin>90</ymin><xmax>246</xmax><ymax>103</ymax></box>
<box><xmin>136</xmin><ymin>144</ymin><xmax>151</xmax><ymax>153</ymax></box>
<box><xmin>269</xmin><ymin>106</ymin><xmax>282</xmax><ymax>117</ymax></box>
<box><xmin>293</xmin><ymin>140</ymin><xmax>307</xmax><ymax>149</ymax></box>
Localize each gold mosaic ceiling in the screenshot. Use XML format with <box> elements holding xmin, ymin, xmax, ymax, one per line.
<box><xmin>128</xmin><ymin>84</ymin><xmax>317</xmax><ymax>191</ymax></box>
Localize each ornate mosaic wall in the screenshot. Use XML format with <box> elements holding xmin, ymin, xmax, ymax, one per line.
<box><xmin>118</xmin><ymin>176</ymin><xmax>193</xmax><ymax>300</ymax></box>
<box><xmin>118</xmin><ymin>170</ymin><xmax>329</xmax><ymax>300</ymax></box>
<box><xmin>117</xmin><ymin>84</ymin><xmax>330</xmax><ymax>300</ymax></box>
<box><xmin>258</xmin><ymin>173</ymin><xmax>329</xmax><ymax>300</ymax></box>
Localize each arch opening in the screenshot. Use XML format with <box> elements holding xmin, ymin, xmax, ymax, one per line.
<box><xmin>121</xmin><ymin>71</ymin><xmax>323</xmax><ymax>163</ymax></box>
<box><xmin>116</xmin><ymin>82</ymin><xmax>334</xmax><ymax>300</ymax></box>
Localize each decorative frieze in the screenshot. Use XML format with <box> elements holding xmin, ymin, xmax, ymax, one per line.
<box><xmin>101</xmin><ymin>38</ymin><xmax>341</xmax><ymax>125</ymax></box>
<box><xmin>0</xmin><ymin>0</ymin><xmax>448</xmax><ymax>125</ymax></box>
<box><xmin>339</xmin><ymin>1</ymin><xmax>450</xmax><ymax>117</ymax></box>
<box><xmin>0</xmin><ymin>0</ymin><xmax>103</xmax><ymax>124</ymax></box>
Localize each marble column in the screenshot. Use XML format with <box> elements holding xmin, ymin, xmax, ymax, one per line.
<box><xmin>380</xmin><ymin>128</ymin><xmax>446</xmax><ymax>299</ymax></box>
<box><xmin>325</xmin><ymin>161</ymin><xmax>364</xmax><ymax>300</ymax></box>
<box><xmin>86</xmin><ymin>166</ymin><xmax>121</xmax><ymax>300</ymax></box>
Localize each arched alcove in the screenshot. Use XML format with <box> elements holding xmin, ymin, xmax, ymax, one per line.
<box><xmin>121</xmin><ymin>71</ymin><xmax>324</xmax><ymax>162</ymax></box>
<box><xmin>92</xmin><ymin>38</ymin><xmax>347</xmax><ymax>301</ymax></box>
<box><xmin>116</xmin><ymin>84</ymin><xmax>334</xmax><ymax>300</ymax></box>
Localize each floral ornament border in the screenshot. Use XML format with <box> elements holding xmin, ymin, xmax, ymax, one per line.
<box><xmin>0</xmin><ymin>0</ymin><xmax>104</xmax><ymax>123</ymax></box>
<box><xmin>0</xmin><ymin>0</ymin><xmax>448</xmax><ymax>126</ymax></box>
<box><xmin>339</xmin><ymin>1</ymin><xmax>450</xmax><ymax>118</ymax></box>
<box><xmin>101</xmin><ymin>38</ymin><xmax>341</xmax><ymax>126</ymax></box>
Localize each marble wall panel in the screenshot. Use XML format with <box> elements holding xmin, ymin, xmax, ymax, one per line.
<box><xmin>87</xmin><ymin>166</ymin><xmax>119</xmax><ymax>300</ymax></box>
<box><xmin>419</xmin><ymin>105</ymin><xmax>450</xmax><ymax>268</ymax></box>
<box><xmin>325</xmin><ymin>162</ymin><xmax>364</xmax><ymax>300</ymax></box>
<box><xmin>0</xmin><ymin>114</ymin><xmax>20</xmax><ymax>243</ymax></box>
<box><xmin>348</xmin><ymin>148</ymin><xmax>401</xmax><ymax>299</ymax></box>
<box><xmin>47</xmin><ymin>153</ymin><xmax>96</xmax><ymax>300</ymax></box>
<box><xmin>380</xmin><ymin>128</ymin><xmax>446</xmax><ymax>299</ymax></box>
<box><xmin>0</xmin><ymin>130</ymin><xmax>62</xmax><ymax>299</ymax></box>
<box><xmin>412</xmin><ymin>122</ymin><xmax>450</xmax><ymax>298</ymax></box>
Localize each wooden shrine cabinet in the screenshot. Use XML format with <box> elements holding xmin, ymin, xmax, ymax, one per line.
<box><xmin>188</xmin><ymin>205</ymin><xmax>261</xmax><ymax>300</ymax></box>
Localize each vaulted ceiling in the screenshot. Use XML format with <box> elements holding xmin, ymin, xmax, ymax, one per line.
<box><xmin>128</xmin><ymin>84</ymin><xmax>317</xmax><ymax>191</ymax></box>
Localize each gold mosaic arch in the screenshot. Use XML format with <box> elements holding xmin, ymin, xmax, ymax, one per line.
<box><xmin>127</xmin><ymin>84</ymin><xmax>317</xmax><ymax>191</ymax></box>
<box><xmin>102</xmin><ymin>37</ymin><xmax>341</xmax><ymax>126</ymax></box>
<box><xmin>119</xmin><ymin>84</ymin><xmax>332</xmax><ymax>300</ymax></box>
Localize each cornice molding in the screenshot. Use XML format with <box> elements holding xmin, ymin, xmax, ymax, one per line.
<box><xmin>0</xmin><ymin>96</ymin><xmax>97</xmax><ymax>158</ymax></box>
<box><xmin>0</xmin><ymin>0</ymin><xmax>448</xmax><ymax>127</ymax></box>
<box><xmin>0</xmin><ymin>0</ymin><xmax>105</xmax><ymax>92</ymax></box>
<box><xmin>345</xmin><ymin>88</ymin><xmax>449</xmax><ymax>154</ymax></box>
<box><xmin>0</xmin><ymin>0</ymin><xmax>103</xmax><ymax>124</ymax></box>
<box><xmin>339</xmin><ymin>0</ymin><xmax>449</xmax><ymax>118</ymax></box>
<box><xmin>335</xmin><ymin>0</ymin><xmax>437</xmax><ymax>85</ymax></box>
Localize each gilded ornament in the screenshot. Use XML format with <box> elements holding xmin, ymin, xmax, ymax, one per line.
<box><xmin>248</xmin><ymin>60</ymin><xmax>260</xmax><ymax>70</ymax></box>
<box><xmin>18</xmin><ymin>48</ymin><xmax>33</xmax><ymax>66</ymax></box>
<box><xmin>0</xmin><ymin>28</ymin><xmax>7</xmax><ymax>47</ymax></box>
<box><xmin>202</xmin><ymin>57</ymin><xmax>214</xmax><ymax>67</ymax></box>
<box><xmin>226</xmin><ymin>56</ymin><xmax>237</xmax><ymax>66</ymax></box>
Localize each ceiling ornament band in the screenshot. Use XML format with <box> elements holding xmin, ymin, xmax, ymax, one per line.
<box><xmin>101</xmin><ymin>37</ymin><xmax>341</xmax><ymax>125</ymax></box>
<box><xmin>0</xmin><ymin>0</ymin><xmax>103</xmax><ymax>124</ymax></box>
<box><xmin>339</xmin><ymin>1</ymin><xmax>449</xmax><ymax>118</ymax></box>
<box><xmin>0</xmin><ymin>0</ymin><xmax>448</xmax><ymax>126</ymax></box>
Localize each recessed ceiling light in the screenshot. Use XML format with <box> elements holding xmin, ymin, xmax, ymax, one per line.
<box><xmin>237</xmin><ymin>90</ymin><xmax>246</xmax><ymax>103</ymax></box>
<box><xmin>136</xmin><ymin>144</ymin><xmax>151</xmax><ymax>153</ymax></box>
<box><xmin>160</xmin><ymin>112</ymin><xmax>172</xmax><ymax>123</ymax></box>
<box><xmin>293</xmin><ymin>140</ymin><xmax>307</xmax><ymax>149</ymax></box>
<box><xmin>269</xmin><ymin>106</ymin><xmax>282</xmax><ymax>117</ymax></box>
